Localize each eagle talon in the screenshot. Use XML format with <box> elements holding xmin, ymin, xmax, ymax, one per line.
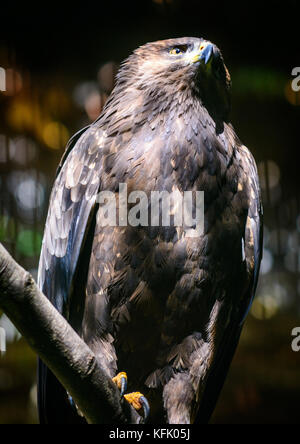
<box><xmin>120</xmin><ymin>376</ymin><xmax>127</xmax><ymax>396</ymax></box>
<box><xmin>139</xmin><ymin>396</ymin><xmax>150</xmax><ymax>424</ymax></box>
<box><xmin>124</xmin><ymin>392</ymin><xmax>150</xmax><ymax>423</ymax></box>
<box><xmin>112</xmin><ymin>372</ymin><xmax>128</xmax><ymax>397</ymax></box>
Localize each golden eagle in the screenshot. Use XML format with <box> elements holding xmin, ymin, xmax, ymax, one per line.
<box><xmin>38</xmin><ymin>37</ymin><xmax>263</xmax><ymax>424</ymax></box>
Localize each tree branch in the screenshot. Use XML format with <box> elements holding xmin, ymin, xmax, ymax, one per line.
<box><xmin>0</xmin><ymin>242</ymin><xmax>138</xmax><ymax>424</ymax></box>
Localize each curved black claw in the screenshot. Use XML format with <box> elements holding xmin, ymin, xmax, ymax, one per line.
<box><xmin>140</xmin><ymin>396</ymin><xmax>150</xmax><ymax>424</ymax></box>
<box><xmin>120</xmin><ymin>376</ymin><xmax>127</xmax><ymax>397</ymax></box>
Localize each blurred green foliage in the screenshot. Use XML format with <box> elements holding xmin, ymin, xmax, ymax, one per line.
<box><xmin>16</xmin><ymin>230</ymin><xmax>42</xmax><ymax>257</ymax></box>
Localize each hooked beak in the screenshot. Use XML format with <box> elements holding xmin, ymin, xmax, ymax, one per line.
<box><xmin>191</xmin><ymin>42</ymin><xmax>214</xmax><ymax>65</ymax></box>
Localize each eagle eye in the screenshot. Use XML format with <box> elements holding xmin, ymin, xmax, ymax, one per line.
<box><xmin>169</xmin><ymin>45</ymin><xmax>188</xmax><ymax>56</ymax></box>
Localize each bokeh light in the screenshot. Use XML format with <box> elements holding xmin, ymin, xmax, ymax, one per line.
<box><xmin>42</xmin><ymin>121</ymin><xmax>69</xmax><ymax>150</ymax></box>
<box><xmin>2</xmin><ymin>69</ymin><xmax>23</xmax><ymax>96</ymax></box>
<box><xmin>260</xmin><ymin>248</ymin><xmax>274</xmax><ymax>275</ymax></box>
<box><xmin>84</xmin><ymin>91</ymin><xmax>102</xmax><ymax>121</ymax></box>
<box><xmin>7</xmin><ymin>100</ymin><xmax>35</xmax><ymax>132</ymax></box>
<box><xmin>15</xmin><ymin>177</ymin><xmax>44</xmax><ymax>211</ymax></box>
<box><xmin>258</xmin><ymin>160</ymin><xmax>281</xmax><ymax>190</ymax></box>
<box><xmin>284</xmin><ymin>81</ymin><xmax>300</xmax><ymax>106</ymax></box>
<box><xmin>73</xmin><ymin>81</ymin><xmax>99</xmax><ymax>108</ymax></box>
<box><xmin>8</xmin><ymin>137</ymin><xmax>37</xmax><ymax>165</ymax></box>
<box><xmin>98</xmin><ymin>62</ymin><xmax>118</xmax><ymax>94</ymax></box>
<box><xmin>252</xmin><ymin>282</ymin><xmax>289</xmax><ymax>320</ymax></box>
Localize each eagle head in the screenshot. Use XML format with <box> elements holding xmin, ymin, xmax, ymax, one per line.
<box><xmin>117</xmin><ymin>37</ymin><xmax>232</xmax><ymax>123</ymax></box>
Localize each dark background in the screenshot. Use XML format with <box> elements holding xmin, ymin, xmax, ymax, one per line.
<box><xmin>0</xmin><ymin>0</ymin><xmax>300</xmax><ymax>424</ymax></box>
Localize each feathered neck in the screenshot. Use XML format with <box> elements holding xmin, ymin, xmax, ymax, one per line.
<box><xmin>95</xmin><ymin>56</ymin><xmax>225</xmax><ymax>137</ymax></box>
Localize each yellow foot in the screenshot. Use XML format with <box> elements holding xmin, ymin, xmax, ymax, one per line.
<box><xmin>124</xmin><ymin>392</ymin><xmax>150</xmax><ymax>423</ymax></box>
<box><xmin>112</xmin><ymin>372</ymin><xmax>127</xmax><ymax>396</ymax></box>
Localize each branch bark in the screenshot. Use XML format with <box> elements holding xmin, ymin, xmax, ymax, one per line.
<box><xmin>0</xmin><ymin>242</ymin><xmax>138</xmax><ymax>424</ymax></box>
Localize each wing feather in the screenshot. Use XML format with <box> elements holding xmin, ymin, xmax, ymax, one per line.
<box><xmin>37</xmin><ymin>124</ymin><xmax>107</xmax><ymax>424</ymax></box>
<box><xmin>38</xmin><ymin>125</ymin><xmax>106</xmax><ymax>314</ymax></box>
<box><xmin>194</xmin><ymin>142</ymin><xmax>263</xmax><ymax>424</ymax></box>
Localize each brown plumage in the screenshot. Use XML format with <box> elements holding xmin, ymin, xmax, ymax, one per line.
<box><xmin>38</xmin><ymin>37</ymin><xmax>263</xmax><ymax>424</ymax></box>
